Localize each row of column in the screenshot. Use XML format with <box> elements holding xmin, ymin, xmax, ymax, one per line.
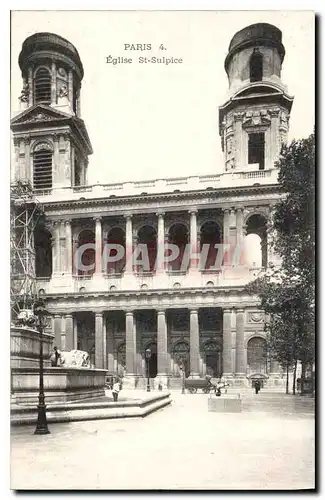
<box><xmin>51</xmin><ymin>208</ymin><xmax>248</xmax><ymax>275</ymax></box>
<box><xmin>95</xmin><ymin>308</ymin><xmax>247</xmax><ymax>378</ymax></box>
<box><xmin>53</xmin><ymin>308</ymin><xmax>279</xmax><ymax>376</ymax></box>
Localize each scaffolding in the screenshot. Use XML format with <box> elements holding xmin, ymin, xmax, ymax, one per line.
<box><xmin>10</xmin><ymin>179</ymin><xmax>44</xmax><ymax>319</ymax></box>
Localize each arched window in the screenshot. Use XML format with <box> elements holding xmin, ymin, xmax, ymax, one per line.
<box><xmin>33</xmin><ymin>145</ymin><xmax>53</xmax><ymax>190</ymax></box>
<box><xmin>34</xmin><ymin>67</ymin><xmax>51</xmax><ymax>104</ymax></box>
<box><xmin>249</xmin><ymin>49</ymin><xmax>263</xmax><ymax>83</ymax></box>
<box><xmin>168</xmin><ymin>223</ymin><xmax>189</xmax><ymax>271</ymax></box>
<box><xmin>245</xmin><ymin>214</ymin><xmax>268</xmax><ymax>267</ymax></box>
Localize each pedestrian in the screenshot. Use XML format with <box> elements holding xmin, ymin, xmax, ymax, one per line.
<box><xmin>254</xmin><ymin>380</ymin><xmax>261</xmax><ymax>394</ymax></box>
<box><xmin>50</xmin><ymin>346</ymin><xmax>61</xmax><ymax>367</ymax></box>
<box><xmin>112</xmin><ymin>377</ymin><xmax>120</xmax><ymax>402</ymax></box>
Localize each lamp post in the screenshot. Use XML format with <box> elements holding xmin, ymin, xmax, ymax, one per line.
<box><xmin>145</xmin><ymin>348</ymin><xmax>151</xmax><ymax>392</ymax></box>
<box><xmin>33</xmin><ymin>298</ymin><xmax>51</xmax><ymax>435</ymax></box>
<box><xmin>180</xmin><ymin>363</ymin><xmax>185</xmax><ymax>394</ymax></box>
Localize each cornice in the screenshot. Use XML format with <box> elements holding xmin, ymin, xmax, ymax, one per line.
<box><xmin>42</xmin><ymin>183</ymin><xmax>281</xmax><ymax>214</ymax></box>
<box><xmin>44</xmin><ymin>285</ymin><xmax>260</xmax><ymax>303</ymax></box>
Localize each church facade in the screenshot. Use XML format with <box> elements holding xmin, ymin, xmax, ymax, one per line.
<box><xmin>11</xmin><ymin>24</ymin><xmax>294</xmax><ymax>388</ymax></box>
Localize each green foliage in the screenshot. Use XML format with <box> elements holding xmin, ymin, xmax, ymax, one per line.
<box><xmin>246</xmin><ymin>132</ymin><xmax>315</xmax><ymax>375</ymax></box>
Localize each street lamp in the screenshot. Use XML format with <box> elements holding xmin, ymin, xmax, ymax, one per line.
<box><xmin>33</xmin><ymin>298</ymin><xmax>51</xmax><ymax>435</ymax></box>
<box><xmin>180</xmin><ymin>363</ymin><xmax>185</xmax><ymax>394</ymax></box>
<box><xmin>145</xmin><ymin>348</ymin><xmax>151</xmax><ymax>392</ymax></box>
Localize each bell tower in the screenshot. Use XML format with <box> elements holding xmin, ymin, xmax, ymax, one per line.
<box><xmin>11</xmin><ymin>32</ymin><xmax>92</xmax><ymax>191</ymax></box>
<box><xmin>219</xmin><ymin>23</ymin><xmax>294</xmax><ymax>173</ymax></box>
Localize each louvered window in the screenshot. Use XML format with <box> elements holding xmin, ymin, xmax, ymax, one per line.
<box><xmin>249</xmin><ymin>50</ymin><xmax>263</xmax><ymax>83</ymax></box>
<box><xmin>34</xmin><ymin>68</ymin><xmax>51</xmax><ymax>104</ymax></box>
<box><xmin>33</xmin><ymin>150</ymin><xmax>52</xmax><ymax>190</ymax></box>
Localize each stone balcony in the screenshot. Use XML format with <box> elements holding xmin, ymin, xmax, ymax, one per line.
<box><xmin>36</xmin><ymin>266</ymin><xmax>263</xmax><ymax>296</ymax></box>
<box><xmin>34</xmin><ymin>168</ymin><xmax>278</xmax><ymax>202</ymax></box>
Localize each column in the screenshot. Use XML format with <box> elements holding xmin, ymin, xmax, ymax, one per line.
<box><xmin>222</xmin><ymin>308</ymin><xmax>233</xmax><ymax>376</ymax></box>
<box><xmin>72</xmin><ymin>237</ymin><xmax>79</xmax><ymax>275</ymax></box>
<box><xmin>269</xmin><ymin>108</ymin><xmax>280</xmax><ymax>166</ymax></box>
<box><xmin>61</xmin><ymin>316</ymin><xmax>66</xmax><ymax>350</ymax></box>
<box><xmin>189</xmin><ymin>209</ymin><xmax>199</xmax><ymax>270</ymax></box>
<box><xmin>73</xmin><ymin>316</ymin><xmax>78</xmax><ymax>350</ymax></box>
<box><xmin>229</xmin><ymin>208</ymin><xmax>237</xmax><ymax>266</ymax></box>
<box><xmin>189</xmin><ymin>309</ymin><xmax>200</xmax><ymax>377</ymax></box>
<box><xmin>157</xmin><ymin>310</ymin><xmax>168</xmax><ymax>376</ymax></box>
<box><xmin>53</xmin><ymin>134</ymin><xmax>59</xmax><ymax>187</ymax></box>
<box><xmin>223</xmin><ymin>209</ymin><xmax>230</xmax><ymax>265</ymax></box>
<box><xmin>95</xmin><ymin>312</ymin><xmax>104</xmax><ymax>368</ymax></box>
<box><xmin>94</xmin><ymin>217</ymin><xmax>102</xmax><ymax>274</ymax></box>
<box><xmin>24</xmin><ymin>137</ymin><xmax>30</xmax><ymax>180</ymax></box>
<box><xmin>124</xmin><ymin>215</ymin><xmax>133</xmax><ymax>273</ymax></box>
<box><xmin>51</xmin><ymin>60</ymin><xmax>57</xmax><ymax>105</ymax></box>
<box><xmin>235</xmin><ymin>208</ymin><xmax>245</xmax><ymax>266</ymax></box>
<box><xmin>106</xmin><ymin>318</ymin><xmax>115</xmax><ymax>372</ymax></box>
<box><xmin>65</xmin><ymin>220</ymin><xmax>72</xmax><ymax>274</ymax></box>
<box><xmin>28</xmin><ymin>67</ymin><xmax>33</xmax><ymax>107</ymax></box>
<box><xmin>233</xmin><ymin>112</ymin><xmax>243</xmax><ymax>168</ymax></box>
<box><xmin>156</xmin><ymin>212</ymin><xmax>165</xmax><ymax>272</ymax></box>
<box><xmin>68</xmin><ymin>70</ymin><xmax>73</xmax><ymax>105</ymax></box>
<box><xmin>53</xmin><ymin>314</ymin><xmax>61</xmax><ymax>348</ymax></box>
<box><xmin>102</xmin><ymin>315</ymin><xmax>107</xmax><ymax>370</ymax></box>
<box><xmin>235</xmin><ymin>308</ymin><xmax>246</xmax><ymax>377</ymax></box>
<box><xmin>53</xmin><ymin>221</ymin><xmax>61</xmax><ymax>274</ymax></box>
<box><xmin>65</xmin><ymin>314</ymin><xmax>74</xmax><ymax>351</ymax></box>
<box><xmin>125</xmin><ymin>311</ymin><xmax>136</xmax><ymax>375</ymax></box>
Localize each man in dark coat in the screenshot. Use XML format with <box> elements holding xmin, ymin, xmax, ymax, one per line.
<box><xmin>254</xmin><ymin>380</ymin><xmax>261</xmax><ymax>394</ymax></box>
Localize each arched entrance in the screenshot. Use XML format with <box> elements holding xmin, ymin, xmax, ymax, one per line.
<box><xmin>247</xmin><ymin>336</ymin><xmax>267</xmax><ymax>375</ymax></box>
<box><xmin>145</xmin><ymin>342</ymin><xmax>157</xmax><ymax>378</ymax></box>
<box><xmin>172</xmin><ymin>341</ymin><xmax>190</xmax><ymax>377</ymax></box>
<box><xmin>203</xmin><ymin>341</ymin><xmax>221</xmax><ymax>377</ymax></box>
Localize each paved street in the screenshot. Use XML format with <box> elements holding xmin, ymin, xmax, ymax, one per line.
<box><xmin>11</xmin><ymin>391</ymin><xmax>314</xmax><ymax>490</ymax></box>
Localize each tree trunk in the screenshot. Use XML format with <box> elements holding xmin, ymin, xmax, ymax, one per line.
<box><xmin>292</xmin><ymin>359</ymin><xmax>297</xmax><ymax>395</ymax></box>
<box><xmin>300</xmin><ymin>361</ymin><xmax>306</xmax><ymax>395</ymax></box>
<box><xmin>286</xmin><ymin>363</ymin><xmax>289</xmax><ymax>394</ymax></box>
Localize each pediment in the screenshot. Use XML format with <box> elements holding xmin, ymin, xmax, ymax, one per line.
<box><xmin>11</xmin><ymin>104</ymin><xmax>71</xmax><ymax>127</ymax></box>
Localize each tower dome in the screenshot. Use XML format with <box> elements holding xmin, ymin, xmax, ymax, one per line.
<box><xmin>219</xmin><ymin>23</ymin><xmax>294</xmax><ymax>173</ymax></box>
<box><xmin>224</xmin><ymin>23</ymin><xmax>286</xmax><ymax>94</ymax></box>
<box><xmin>11</xmin><ymin>32</ymin><xmax>92</xmax><ymax>191</ymax></box>
<box><xmin>18</xmin><ymin>32</ymin><xmax>83</xmax><ymax>114</ymax></box>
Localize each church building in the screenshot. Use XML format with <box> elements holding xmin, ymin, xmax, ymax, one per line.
<box><xmin>11</xmin><ymin>23</ymin><xmax>294</xmax><ymax>388</ymax></box>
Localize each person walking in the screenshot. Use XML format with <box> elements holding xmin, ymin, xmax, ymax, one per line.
<box><xmin>254</xmin><ymin>380</ymin><xmax>261</xmax><ymax>394</ymax></box>
<box><xmin>112</xmin><ymin>377</ymin><xmax>120</xmax><ymax>402</ymax></box>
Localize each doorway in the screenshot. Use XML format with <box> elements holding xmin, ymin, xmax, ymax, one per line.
<box><xmin>206</xmin><ymin>354</ymin><xmax>219</xmax><ymax>377</ymax></box>
<box><xmin>148</xmin><ymin>353</ymin><xmax>157</xmax><ymax>378</ymax></box>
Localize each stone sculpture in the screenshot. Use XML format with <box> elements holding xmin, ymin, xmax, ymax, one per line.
<box><xmin>59</xmin><ymin>349</ymin><xmax>91</xmax><ymax>368</ymax></box>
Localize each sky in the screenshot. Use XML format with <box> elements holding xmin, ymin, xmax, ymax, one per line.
<box><xmin>11</xmin><ymin>10</ymin><xmax>315</xmax><ymax>184</ymax></box>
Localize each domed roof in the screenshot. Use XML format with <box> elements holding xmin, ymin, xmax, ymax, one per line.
<box><xmin>225</xmin><ymin>23</ymin><xmax>285</xmax><ymax>71</ymax></box>
<box><xmin>19</xmin><ymin>32</ymin><xmax>84</xmax><ymax>80</ymax></box>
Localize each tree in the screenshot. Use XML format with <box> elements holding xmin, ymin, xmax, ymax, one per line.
<box><xmin>246</xmin><ymin>132</ymin><xmax>315</xmax><ymax>394</ymax></box>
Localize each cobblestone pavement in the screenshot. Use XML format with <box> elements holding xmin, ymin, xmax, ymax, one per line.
<box><xmin>10</xmin><ymin>391</ymin><xmax>315</xmax><ymax>491</ymax></box>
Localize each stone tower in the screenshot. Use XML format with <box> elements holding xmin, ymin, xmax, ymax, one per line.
<box><xmin>219</xmin><ymin>23</ymin><xmax>294</xmax><ymax>173</ymax></box>
<box><xmin>11</xmin><ymin>32</ymin><xmax>92</xmax><ymax>190</ymax></box>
